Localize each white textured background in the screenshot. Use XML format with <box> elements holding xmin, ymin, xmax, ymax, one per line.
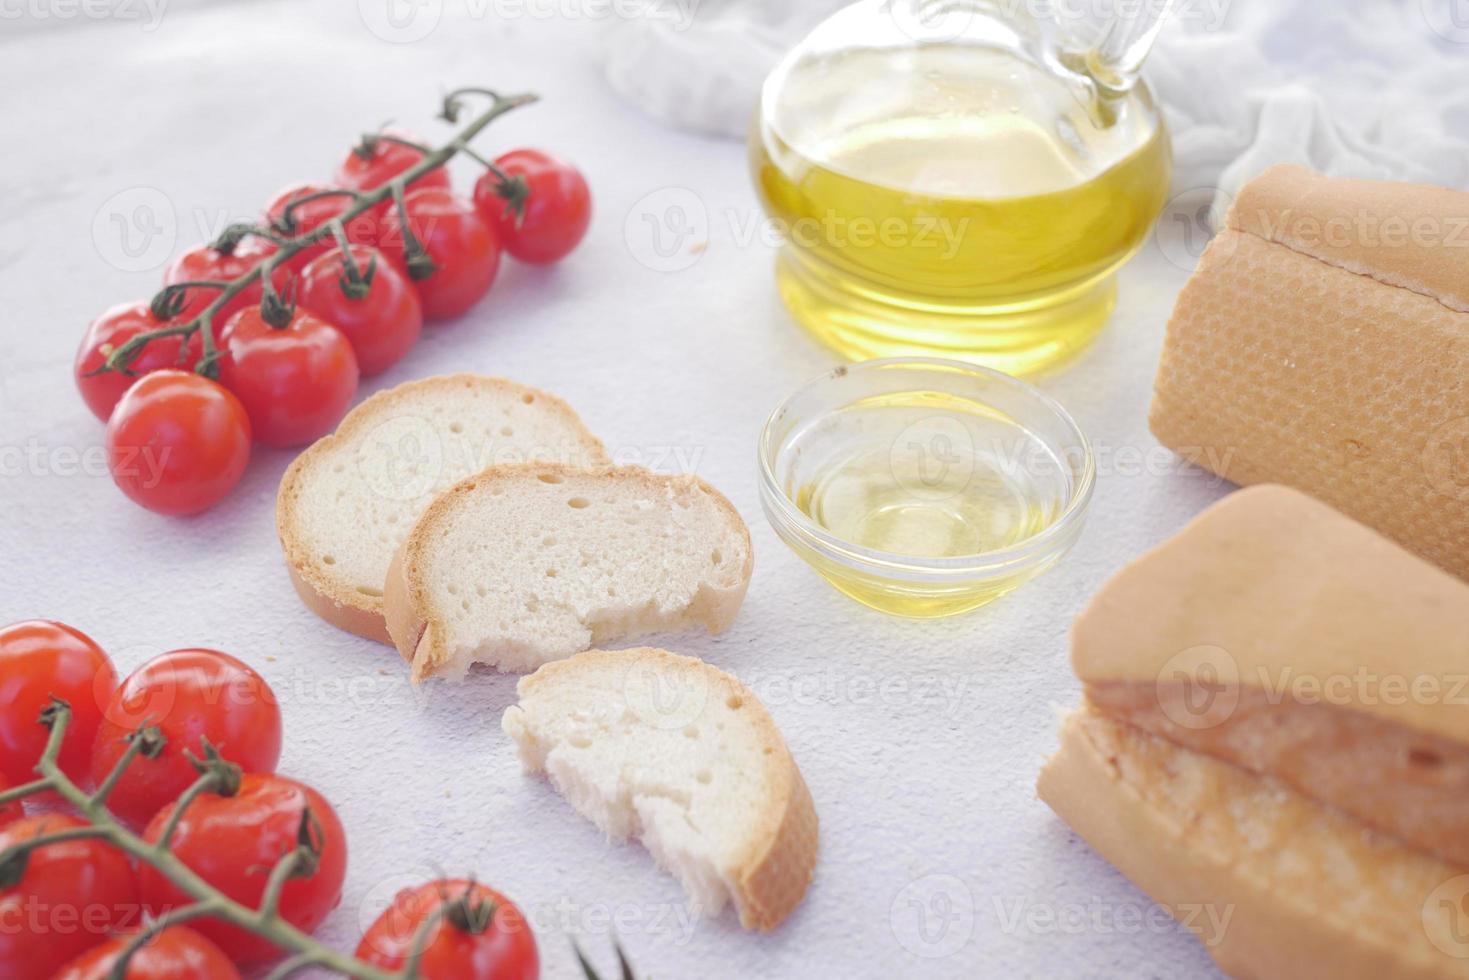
<box><xmin>5</xmin><ymin>1</ymin><xmax>1440</xmax><ymax>977</ymax></box>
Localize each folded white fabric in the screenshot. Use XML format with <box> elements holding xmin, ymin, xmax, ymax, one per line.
<box><xmin>602</xmin><ymin>0</ymin><xmax>1469</xmax><ymax>200</ymax></box>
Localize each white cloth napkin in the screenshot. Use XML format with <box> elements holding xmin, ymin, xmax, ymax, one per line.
<box><xmin>602</xmin><ymin>0</ymin><xmax>1469</xmax><ymax>202</ymax></box>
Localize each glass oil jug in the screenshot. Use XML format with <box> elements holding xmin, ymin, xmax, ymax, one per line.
<box><xmin>751</xmin><ymin>0</ymin><xmax>1174</xmax><ymax>375</ymax></box>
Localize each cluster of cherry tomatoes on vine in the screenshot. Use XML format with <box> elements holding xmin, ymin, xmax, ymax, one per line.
<box><xmin>0</xmin><ymin>620</ymin><xmax>540</xmax><ymax>979</ymax></box>
<box><xmin>74</xmin><ymin>122</ymin><xmax>590</xmax><ymax>518</ymax></box>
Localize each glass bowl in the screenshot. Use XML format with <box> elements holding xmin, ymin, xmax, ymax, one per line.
<box><xmin>758</xmin><ymin>357</ymin><xmax>1095</xmax><ymax>618</ymax></box>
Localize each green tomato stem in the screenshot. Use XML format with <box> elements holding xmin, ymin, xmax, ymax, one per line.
<box><xmin>0</xmin><ymin>702</ymin><xmax>406</xmax><ymax>980</ymax></box>
<box><xmin>98</xmin><ymin>88</ymin><xmax>536</xmax><ymax>382</ymax></box>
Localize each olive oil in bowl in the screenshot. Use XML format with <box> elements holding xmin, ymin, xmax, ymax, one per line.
<box><xmin>759</xmin><ymin>359</ymin><xmax>1094</xmax><ymax>618</ymax></box>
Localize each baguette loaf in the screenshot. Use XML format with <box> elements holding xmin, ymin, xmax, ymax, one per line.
<box><xmin>1150</xmin><ymin>164</ymin><xmax>1469</xmax><ymax>581</ymax></box>
<box><xmin>501</xmin><ymin>647</ymin><xmax>818</xmax><ymax>931</ymax></box>
<box><xmin>1074</xmin><ymin>484</ymin><xmax>1469</xmax><ymax>868</ymax></box>
<box><xmin>384</xmin><ymin>463</ymin><xmax>753</xmax><ymax>680</ymax></box>
<box><xmin>277</xmin><ymin>375</ymin><xmax>608</xmax><ymax>643</ymax></box>
<box><xmin>1039</xmin><ymin>709</ymin><xmax>1469</xmax><ymax>980</ymax></box>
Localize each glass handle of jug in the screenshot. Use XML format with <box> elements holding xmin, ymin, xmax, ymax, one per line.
<box><xmin>1086</xmin><ymin>0</ymin><xmax>1175</xmax><ymax>96</ymax></box>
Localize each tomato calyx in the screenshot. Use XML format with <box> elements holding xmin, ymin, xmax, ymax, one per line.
<box><xmin>38</xmin><ymin>694</ymin><xmax>72</xmax><ymax>732</ymax></box>
<box><xmin>347</xmin><ymin>121</ymin><xmax>399</xmax><ymax>162</ymax></box>
<box><xmin>391</xmin><ymin>184</ymin><xmax>439</xmax><ymax>281</ymax></box>
<box><xmin>148</xmin><ymin>285</ymin><xmax>191</xmax><ymax>322</ymax></box>
<box><xmin>494</xmin><ymin>173</ymin><xmax>532</xmax><ymax>226</ymax></box>
<box><xmin>284</xmin><ymin>806</ymin><xmax>328</xmax><ymax>881</ymax></box>
<box><xmin>126</xmin><ymin>724</ymin><xmax>169</xmax><ymax>760</ymax></box>
<box><xmin>441</xmin><ymin>879</ymin><xmax>500</xmax><ymax>935</ymax></box>
<box><xmin>183</xmin><ymin>739</ymin><xmax>244</xmax><ymax>798</ymax></box>
<box><xmin>258</xmin><ymin>276</ymin><xmax>298</xmax><ymax>330</ymax></box>
<box><xmin>208</xmin><ymin>222</ymin><xmax>258</xmax><ymax>257</ymax></box>
<box><xmin>320</xmin><ymin>221</ymin><xmax>380</xmax><ymax>300</ymax></box>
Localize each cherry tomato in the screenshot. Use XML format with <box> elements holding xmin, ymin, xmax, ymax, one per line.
<box><xmin>298</xmin><ymin>245</ymin><xmax>423</xmax><ymax>375</ymax></box>
<box><xmin>52</xmin><ymin>926</ymin><xmax>240</xmax><ymax>980</ymax></box>
<box><xmin>473</xmin><ymin>150</ymin><xmax>591</xmax><ymax>265</ymax></box>
<box><xmin>265</xmin><ymin>182</ymin><xmax>382</xmax><ymax>276</ymax></box>
<box><xmin>90</xmin><ymin>649</ymin><xmax>282</xmax><ymax>830</ymax></box>
<box><xmin>162</xmin><ymin>238</ymin><xmax>286</xmax><ymax>332</ymax></box>
<box><xmin>0</xmin><ymin>814</ymin><xmax>140</xmax><ymax>980</ymax></box>
<box><xmin>380</xmin><ymin>188</ymin><xmax>501</xmax><ymax>321</ymax></box>
<box><xmin>105</xmin><ymin>371</ymin><xmax>251</xmax><ymax>516</ymax></box>
<box><xmin>0</xmin><ymin>775</ymin><xmax>21</xmax><ymax>828</ymax></box>
<box><xmin>356</xmin><ymin>879</ymin><xmax>538</xmax><ymax>980</ymax></box>
<box><xmin>335</xmin><ymin>128</ymin><xmax>451</xmax><ymax>196</ymax></box>
<box><xmin>140</xmin><ymin>773</ymin><xmax>347</xmax><ymax>965</ymax></box>
<box><xmin>216</xmin><ymin>306</ymin><xmax>359</xmax><ymax>447</ymax></box>
<box><xmin>75</xmin><ymin>303</ymin><xmax>198</xmax><ymax>422</ymax></box>
<box><xmin>0</xmin><ymin>621</ymin><xmax>116</xmax><ymax>791</ymax></box>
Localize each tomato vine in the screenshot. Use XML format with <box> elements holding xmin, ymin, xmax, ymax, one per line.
<box><xmin>0</xmin><ymin>699</ymin><xmax>640</xmax><ymax>979</ymax></box>
<box><xmin>91</xmin><ymin>87</ymin><xmax>535</xmax><ymax>383</ymax></box>
<box><xmin>0</xmin><ymin>700</ymin><xmax>406</xmax><ymax>979</ymax></box>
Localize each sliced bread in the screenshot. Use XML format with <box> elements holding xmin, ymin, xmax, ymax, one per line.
<box><xmin>383</xmin><ymin>463</ymin><xmax>753</xmax><ymax>679</ymax></box>
<box><xmin>277</xmin><ymin>375</ymin><xmax>608</xmax><ymax>643</ymax></box>
<box><xmin>501</xmin><ymin>647</ymin><xmax>818</xmax><ymax>931</ymax></box>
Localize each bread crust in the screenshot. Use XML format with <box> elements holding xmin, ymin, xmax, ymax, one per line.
<box><xmin>1227</xmin><ymin>163</ymin><xmax>1469</xmax><ymax>314</ymax></box>
<box><xmin>385</xmin><ymin>462</ymin><xmax>754</xmax><ymax>680</ymax></box>
<box><xmin>1038</xmin><ymin>709</ymin><xmax>1469</xmax><ymax>980</ymax></box>
<box><xmin>1072</xmin><ymin>485</ymin><xmax>1469</xmax><ymax>745</ymax></box>
<box><xmin>277</xmin><ymin>375</ymin><xmax>607</xmax><ymax>643</ymax></box>
<box><xmin>1150</xmin><ymin>166</ymin><xmax>1469</xmax><ymax>582</ymax></box>
<box><xmin>506</xmin><ymin>647</ymin><xmax>818</xmax><ymax>931</ymax></box>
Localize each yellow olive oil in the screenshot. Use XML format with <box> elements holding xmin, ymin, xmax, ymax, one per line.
<box><xmin>786</xmin><ymin>392</ymin><xmax>1071</xmax><ymax>559</ymax></box>
<box><xmin>753</xmin><ymin>44</ymin><xmax>1172</xmax><ymax>375</ymax></box>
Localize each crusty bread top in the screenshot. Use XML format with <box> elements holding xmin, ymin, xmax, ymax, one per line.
<box><xmin>502</xmin><ymin>647</ymin><xmax>817</xmax><ymax>931</ymax></box>
<box><xmin>277</xmin><ymin>374</ymin><xmax>608</xmax><ymax>631</ymax></box>
<box><xmin>1073</xmin><ymin>485</ymin><xmax>1469</xmax><ymax>745</ymax></box>
<box><xmin>1226</xmin><ymin>164</ymin><xmax>1469</xmax><ymax>313</ymax></box>
<box><xmin>388</xmin><ymin>463</ymin><xmax>753</xmax><ymax>679</ymax></box>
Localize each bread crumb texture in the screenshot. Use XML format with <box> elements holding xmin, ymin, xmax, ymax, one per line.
<box><xmin>502</xmin><ymin>648</ymin><xmax>816</xmax><ymax>930</ymax></box>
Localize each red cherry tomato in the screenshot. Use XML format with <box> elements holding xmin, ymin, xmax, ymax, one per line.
<box><xmin>380</xmin><ymin>188</ymin><xmax>501</xmax><ymax>321</ymax></box>
<box><xmin>216</xmin><ymin>307</ymin><xmax>359</xmax><ymax>447</ymax></box>
<box><xmin>90</xmin><ymin>649</ymin><xmax>282</xmax><ymax>830</ymax></box>
<box><xmin>334</xmin><ymin>128</ymin><xmax>451</xmax><ymax>196</ymax></box>
<box><xmin>0</xmin><ymin>814</ymin><xmax>140</xmax><ymax>980</ymax></box>
<box><xmin>473</xmin><ymin>150</ymin><xmax>591</xmax><ymax>264</ymax></box>
<box><xmin>0</xmin><ymin>621</ymin><xmax>116</xmax><ymax>791</ymax></box>
<box><xmin>105</xmin><ymin>371</ymin><xmax>251</xmax><ymax>516</ymax></box>
<box><xmin>356</xmin><ymin>879</ymin><xmax>539</xmax><ymax>980</ymax></box>
<box><xmin>162</xmin><ymin>238</ymin><xmax>286</xmax><ymax>333</ymax></box>
<box><xmin>52</xmin><ymin>926</ymin><xmax>241</xmax><ymax>980</ymax></box>
<box><xmin>298</xmin><ymin>246</ymin><xmax>423</xmax><ymax>376</ymax></box>
<box><xmin>74</xmin><ymin>303</ymin><xmax>198</xmax><ymax>422</ymax></box>
<box><xmin>265</xmin><ymin>182</ymin><xmax>382</xmax><ymax>276</ymax></box>
<box><xmin>140</xmin><ymin>774</ymin><xmax>347</xmax><ymax>965</ymax></box>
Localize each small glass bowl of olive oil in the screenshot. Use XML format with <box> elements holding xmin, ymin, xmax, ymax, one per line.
<box><xmin>758</xmin><ymin>357</ymin><xmax>1094</xmax><ymax>618</ymax></box>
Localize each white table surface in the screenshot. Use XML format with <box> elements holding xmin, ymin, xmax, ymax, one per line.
<box><xmin>0</xmin><ymin>3</ymin><xmax>1237</xmax><ymax>977</ymax></box>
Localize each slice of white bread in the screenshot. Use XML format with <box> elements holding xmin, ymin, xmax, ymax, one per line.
<box><xmin>277</xmin><ymin>375</ymin><xmax>609</xmax><ymax>643</ymax></box>
<box><xmin>1039</xmin><ymin>709</ymin><xmax>1469</xmax><ymax>980</ymax></box>
<box><xmin>383</xmin><ymin>464</ymin><xmax>753</xmax><ymax>680</ymax></box>
<box><xmin>501</xmin><ymin>647</ymin><xmax>817</xmax><ymax>930</ymax></box>
<box><xmin>1073</xmin><ymin>484</ymin><xmax>1469</xmax><ymax>869</ymax></box>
